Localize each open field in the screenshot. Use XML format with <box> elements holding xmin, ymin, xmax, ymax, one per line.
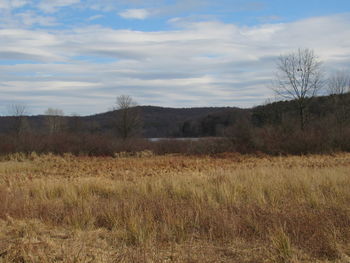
<box><xmin>0</xmin><ymin>153</ymin><xmax>350</xmax><ymax>262</ymax></box>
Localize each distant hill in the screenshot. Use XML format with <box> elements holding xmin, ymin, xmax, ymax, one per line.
<box><xmin>0</xmin><ymin>106</ymin><xmax>246</xmax><ymax>138</ymax></box>
<box><xmin>82</xmin><ymin>106</ymin><xmax>247</xmax><ymax>137</ymax></box>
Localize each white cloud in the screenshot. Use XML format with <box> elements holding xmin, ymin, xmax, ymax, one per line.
<box><xmin>119</xmin><ymin>8</ymin><xmax>151</xmax><ymax>19</ymax></box>
<box><xmin>1</xmin><ymin>14</ymin><xmax>350</xmax><ymax>114</ymax></box>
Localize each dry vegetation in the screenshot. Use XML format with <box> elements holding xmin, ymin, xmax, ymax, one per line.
<box><xmin>0</xmin><ymin>152</ymin><xmax>350</xmax><ymax>262</ymax></box>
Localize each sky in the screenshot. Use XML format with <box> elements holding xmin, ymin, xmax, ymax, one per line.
<box><xmin>0</xmin><ymin>0</ymin><xmax>350</xmax><ymax>115</ymax></box>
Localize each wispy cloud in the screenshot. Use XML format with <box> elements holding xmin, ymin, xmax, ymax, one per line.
<box><xmin>119</xmin><ymin>8</ymin><xmax>151</xmax><ymax>20</ymax></box>
<box><xmin>37</xmin><ymin>0</ymin><xmax>80</xmax><ymax>13</ymax></box>
<box><xmin>0</xmin><ymin>0</ymin><xmax>28</xmax><ymax>10</ymax></box>
<box><xmin>87</xmin><ymin>14</ymin><xmax>104</xmax><ymax>21</ymax></box>
<box><xmin>15</xmin><ymin>11</ymin><xmax>57</xmax><ymax>27</ymax></box>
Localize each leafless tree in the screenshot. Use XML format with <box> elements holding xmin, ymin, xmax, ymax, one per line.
<box><xmin>327</xmin><ymin>70</ymin><xmax>350</xmax><ymax>134</ymax></box>
<box><xmin>114</xmin><ymin>95</ymin><xmax>141</xmax><ymax>140</ymax></box>
<box><xmin>44</xmin><ymin>108</ymin><xmax>65</xmax><ymax>134</ymax></box>
<box><xmin>327</xmin><ymin>70</ymin><xmax>350</xmax><ymax>95</ymax></box>
<box><xmin>8</xmin><ymin>104</ymin><xmax>28</xmax><ymax>116</ymax></box>
<box><xmin>7</xmin><ymin>104</ymin><xmax>30</xmax><ymax>135</ymax></box>
<box><xmin>272</xmin><ymin>48</ymin><xmax>324</xmax><ymax>130</ymax></box>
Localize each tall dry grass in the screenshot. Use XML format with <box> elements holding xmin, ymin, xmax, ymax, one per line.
<box><xmin>0</xmin><ymin>153</ymin><xmax>350</xmax><ymax>262</ymax></box>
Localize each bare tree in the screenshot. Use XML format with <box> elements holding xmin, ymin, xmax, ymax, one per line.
<box><xmin>327</xmin><ymin>70</ymin><xmax>350</xmax><ymax>95</ymax></box>
<box><xmin>44</xmin><ymin>108</ymin><xmax>65</xmax><ymax>134</ymax></box>
<box><xmin>272</xmin><ymin>48</ymin><xmax>324</xmax><ymax>130</ymax></box>
<box><xmin>327</xmin><ymin>70</ymin><xmax>350</xmax><ymax>134</ymax></box>
<box><xmin>7</xmin><ymin>104</ymin><xmax>30</xmax><ymax>135</ymax></box>
<box><xmin>8</xmin><ymin>104</ymin><xmax>28</xmax><ymax>116</ymax></box>
<box><xmin>114</xmin><ymin>95</ymin><xmax>141</xmax><ymax>140</ymax></box>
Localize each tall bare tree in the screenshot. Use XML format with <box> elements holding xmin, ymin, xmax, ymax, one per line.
<box><xmin>272</xmin><ymin>48</ymin><xmax>324</xmax><ymax>130</ymax></box>
<box><xmin>327</xmin><ymin>70</ymin><xmax>350</xmax><ymax>95</ymax></box>
<box><xmin>327</xmin><ymin>70</ymin><xmax>350</xmax><ymax>134</ymax></box>
<box><xmin>7</xmin><ymin>104</ymin><xmax>30</xmax><ymax>135</ymax></box>
<box><xmin>114</xmin><ymin>95</ymin><xmax>141</xmax><ymax>140</ymax></box>
<box><xmin>44</xmin><ymin>108</ymin><xmax>65</xmax><ymax>134</ymax></box>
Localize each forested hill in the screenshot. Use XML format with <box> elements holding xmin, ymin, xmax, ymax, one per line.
<box><xmin>85</xmin><ymin>106</ymin><xmax>246</xmax><ymax>137</ymax></box>
<box><xmin>0</xmin><ymin>106</ymin><xmax>246</xmax><ymax>137</ymax></box>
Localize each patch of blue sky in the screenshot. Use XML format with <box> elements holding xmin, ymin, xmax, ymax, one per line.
<box><xmin>0</xmin><ymin>60</ymin><xmax>42</xmax><ymax>65</ymax></box>
<box><xmin>259</xmin><ymin>0</ymin><xmax>350</xmax><ymax>22</ymax></box>
<box><xmin>195</xmin><ymin>0</ymin><xmax>350</xmax><ymax>26</ymax></box>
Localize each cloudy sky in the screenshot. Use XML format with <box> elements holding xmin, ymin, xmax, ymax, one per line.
<box><xmin>0</xmin><ymin>0</ymin><xmax>350</xmax><ymax>115</ymax></box>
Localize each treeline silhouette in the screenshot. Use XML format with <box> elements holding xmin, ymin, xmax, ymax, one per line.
<box><xmin>0</xmin><ymin>93</ymin><xmax>350</xmax><ymax>156</ymax></box>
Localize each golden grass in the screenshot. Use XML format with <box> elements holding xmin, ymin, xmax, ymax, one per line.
<box><xmin>1</xmin><ymin>153</ymin><xmax>350</xmax><ymax>262</ymax></box>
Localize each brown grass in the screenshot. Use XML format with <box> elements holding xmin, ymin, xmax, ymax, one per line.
<box><xmin>1</xmin><ymin>152</ymin><xmax>350</xmax><ymax>262</ymax></box>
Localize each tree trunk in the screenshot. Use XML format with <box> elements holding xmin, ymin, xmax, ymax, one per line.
<box><xmin>299</xmin><ymin>104</ymin><xmax>305</xmax><ymax>131</ymax></box>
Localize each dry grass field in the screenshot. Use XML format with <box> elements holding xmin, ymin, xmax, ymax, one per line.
<box><xmin>0</xmin><ymin>152</ymin><xmax>350</xmax><ymax>262</ymax></box>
